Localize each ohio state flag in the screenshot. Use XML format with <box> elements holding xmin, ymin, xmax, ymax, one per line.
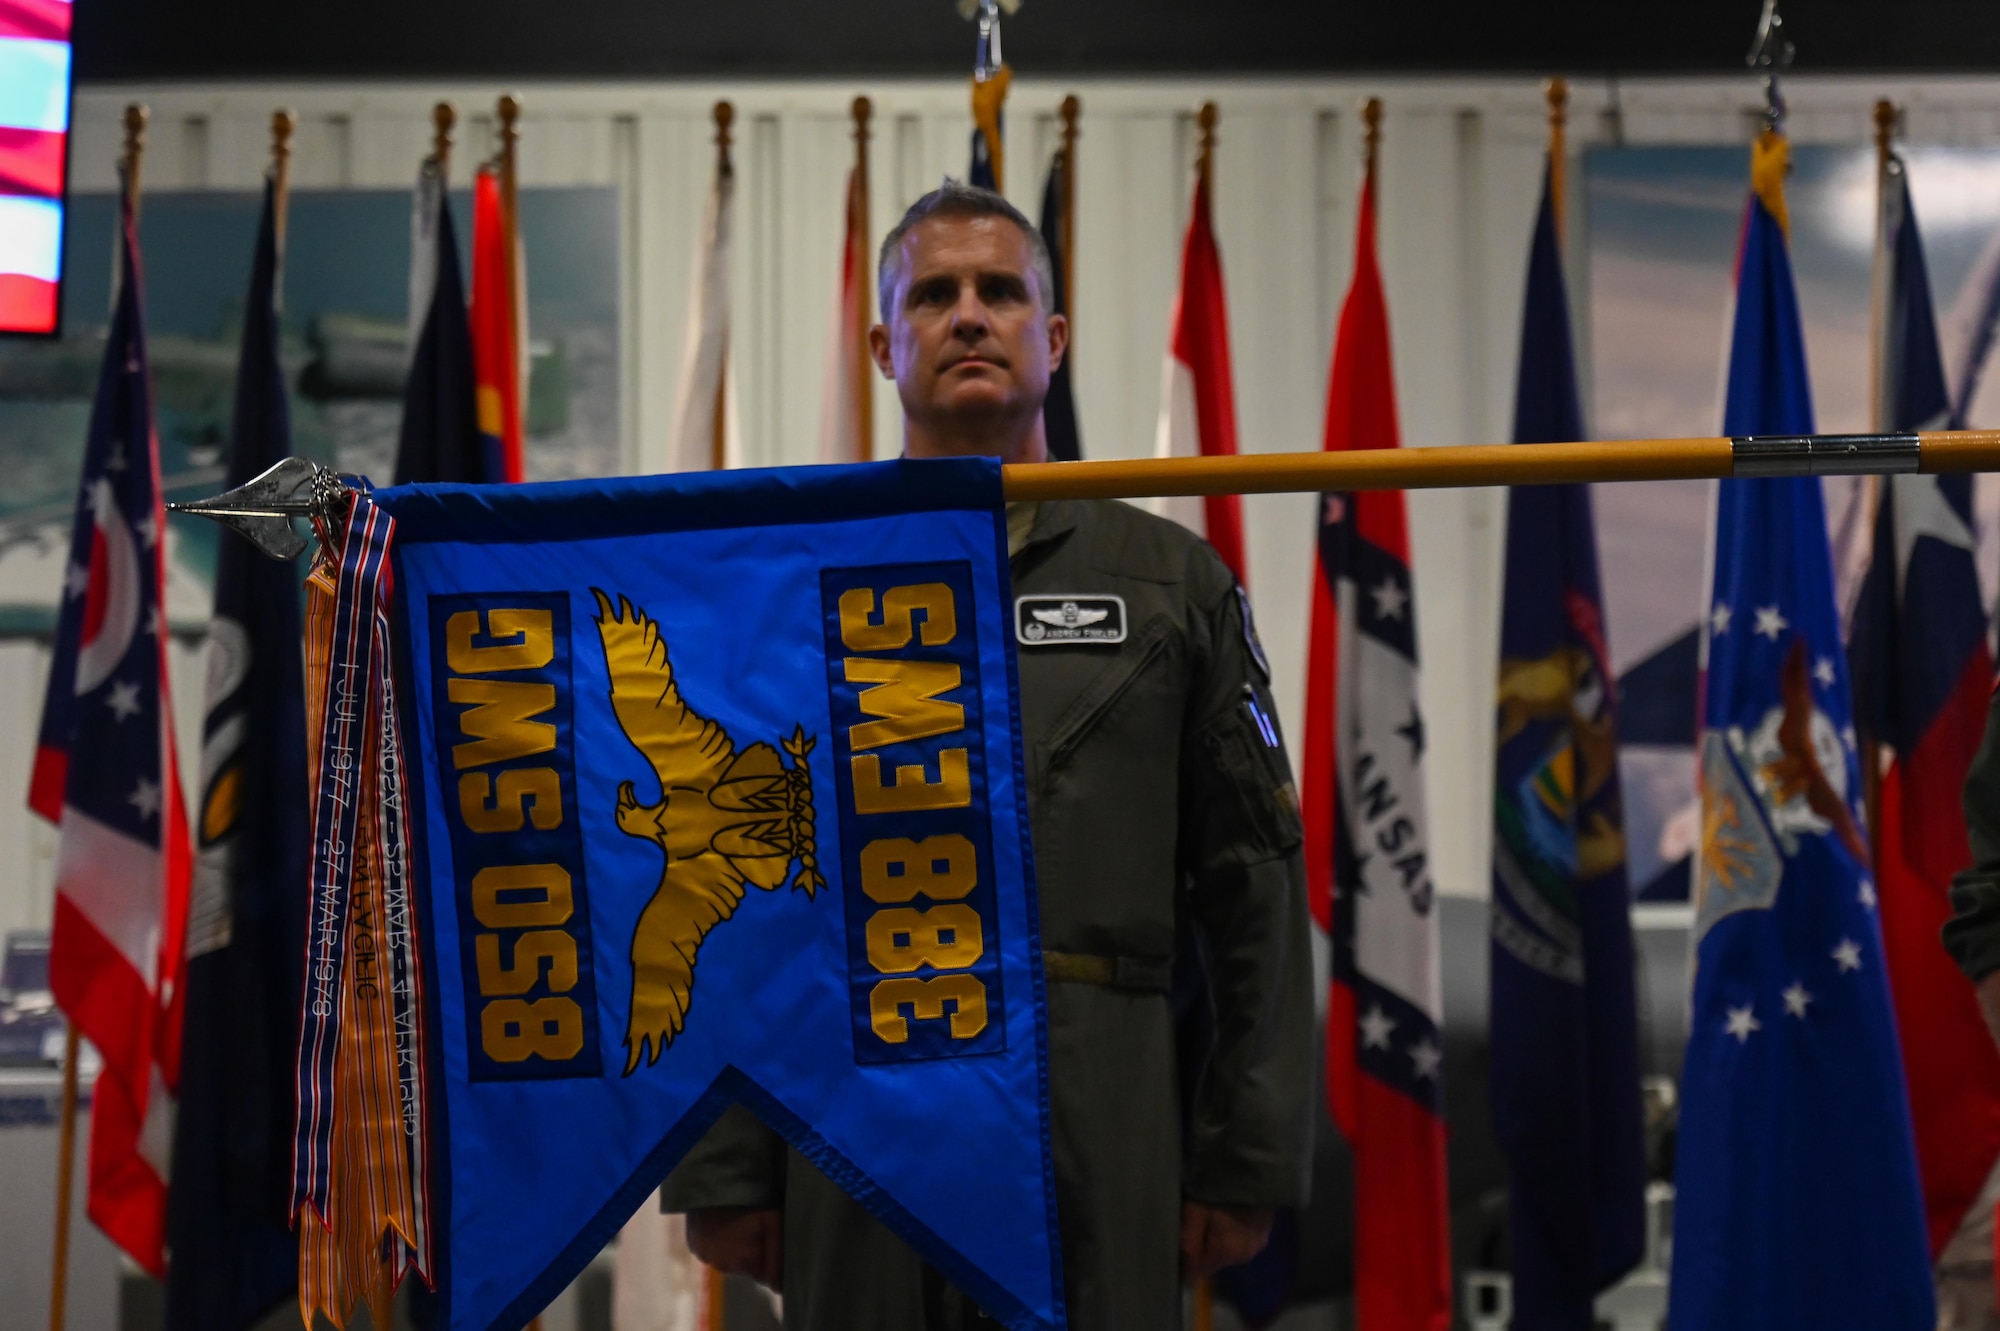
<box><xmin>1301</xmin><ymin>167</ymin><xmax>1452</xmax><ymax>1331</ymax></box>
<box><xmin>31</xmin><ymin>190</ymin><xmax>191</xmax><ymax>1276</ymax></box>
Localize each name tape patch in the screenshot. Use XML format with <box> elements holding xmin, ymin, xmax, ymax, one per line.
<box><xmin>1015</xmin><ymin>594</ymin><xmax>1127</xmax><ymax>646</ymax></box>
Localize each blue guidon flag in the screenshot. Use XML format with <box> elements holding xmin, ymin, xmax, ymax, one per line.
<box><xmin>1669</xmin><ymin>128</ymin><xmax>1933</xmax><ymax>1331</ymax></box>
<box><xmin>340</xmin><ymin>458</ymin><xmax>1060</xmax><ymax>1330</ymax></box>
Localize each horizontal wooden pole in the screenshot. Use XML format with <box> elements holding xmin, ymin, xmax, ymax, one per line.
<box><xmin>1919</xmin><ymin>429</ymin><xmax>2000</xmax><ymax>472</ymax></box>
<box><xmin>999</xmin><ymin>430</ymin><xmax>2000</xmax><ymax>500</ymax></box>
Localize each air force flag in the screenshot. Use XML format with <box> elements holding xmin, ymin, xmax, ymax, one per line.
<box><xmin>1668</xmin><ymin>130</ymin><xmax>1933</xmax><ymax>1331</ymax></box>
<box><xmin>373</xmin><ymin>458</ymin><xmax>1062</xmax><ymax>1331</ymax></box>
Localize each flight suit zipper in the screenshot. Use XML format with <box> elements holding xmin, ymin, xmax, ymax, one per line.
<box><xmin>1040</xmin><ymin>617</ymin><xmax>1172</xmax><ymax>787</ymax></box>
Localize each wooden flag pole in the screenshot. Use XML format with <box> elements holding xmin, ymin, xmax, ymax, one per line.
<box><xmin>498</xmin><ymin>93</ymin><xmax>527</xmax><ymax>474</ymax></box>
<box><xmin>271</xmin><ymin>108</ymin><xmax>296</xmax><ymax>255</ymax></box>
<box><xmin>1870</xmin><ymin>97</ymin><xmax>1897</xmax><ymax>435</ymax></box>
<box><xmin>1058</xmin><ymin>94</ymin><xmax>1079</xmax><ymax>323</ymax></box>
<box><xmin>1192</xmin><ymin>1277</ymin><xmax>1215</xmax><ymax>1331</ymax></box>
<box><xmin>997</xmin><ymin>429</ymin><xmax>2000</xmax><ymax>502</ymax></box>
<box><xmin>498</xmin><ymin>93</ymin><xmax>522</xmax><ymax>243</ymax></box>
<box><xmin>1861</xmin><ymin>96</ymin><xmax>1901</xmax><ymax>866</ymax></box>
<box><xmin>852</xmin><ymin>95</ymin><xmax>874</xmax><ymax>461</ymax></box>
<box><xmin>704</xmin><ymin>1263</ymin><xmax>727</xmax><ymax>1331</ymax></box>
<box><xmin>433</xmin><ymin>101</ymin><xmax>456</xmax><ymax>183</ymax></box>
<box><xmin>1545</xmin><ymin>77</ymin><xmax>1568</xmax><ymax>242</ymax></box>
<box><xmin>709</xmin><ymin>100</ymin><xmax>734</xmax><ymax>473</ymax></box>
<box><xmin>47</xmin><ymin>1031</ymin><xmax>79</xmax><ymax>1331</ymax></box>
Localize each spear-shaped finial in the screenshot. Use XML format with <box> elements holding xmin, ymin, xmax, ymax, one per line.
<box><xmin>1747</xmin><ymin>0</ymin><xmax>1794</xmax><ymax>133</ymax></box>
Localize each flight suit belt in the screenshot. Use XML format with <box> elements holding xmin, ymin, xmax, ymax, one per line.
<box><xmin>1040</xmin><ymin>950</ymin><xmax>1173</xmax><ymax>993</ymax></box>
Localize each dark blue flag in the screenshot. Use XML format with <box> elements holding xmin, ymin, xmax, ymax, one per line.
<box><xmin>1037</xmin><ymin>152</ymin><xmax>1080</xmax><ymax>462</ymax></box>
<box><xmin>394</xmin><ymin>165</ymin><xmax>488</xmax><ymax>486</ymax></box>
<box><xmin>163</xmin><ymin>180</ymin><xmax>309</xmax><ymax>1330</ymax></box>
<box><xmin>1489</xmin><ymin>163</ymin><xmax>1647</xmax><ymax>1330</ymax></box>
<box><xmin>367</xmin><ymin>458</ymin><xmax>1063</xmax><ymax>1330</ymax></box>
<box><xmin>1667</xmin><ymin>134</ymin><xmax>1934</xmax><ymax>1331</ymax></box>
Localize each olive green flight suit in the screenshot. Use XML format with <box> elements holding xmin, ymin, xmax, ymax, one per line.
<box><xmin>662</xmin><ymin>497</ymin><xmax>1316</xmax><ymax>1330</ymax></box>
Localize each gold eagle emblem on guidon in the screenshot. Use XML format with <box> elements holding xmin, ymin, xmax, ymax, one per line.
<box><xmin>592</xmin><ymin>590</ymin><xmax>824</xmax><ymax>1073</ymax></box>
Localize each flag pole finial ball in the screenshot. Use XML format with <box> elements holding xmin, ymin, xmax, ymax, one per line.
<box><xmin>432</xmin><ymin>102</ymin><xmax>456</xmax><ymax>178</ymax></box>
<box><xmin>1544</xmin><ymin>77</ymin><xmax>1568</xmax><ymax>122</ymax></box>
<box><xmin>852</xmin><ymin>96</ymin><xmax>873</xmax><ymax>136</ymax></box>
<box><xmin>1874</xmin><ymin>99</ymin><xmax>1899</xmax><ymax>156</ymax></box>
<box><xmin>121</xmin><ymin>104</ymin><xmax>149</xmax><ymax>211</ymax></box>
<box><xmin>121</xmin><ymin>103</ymin><xmax>148</xmax><ymax>164</ymax></box>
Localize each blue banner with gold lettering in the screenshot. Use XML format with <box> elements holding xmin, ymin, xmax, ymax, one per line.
<box><xmin>372</xmin><ymin>458</ymin><xmax>1063</xmax><ymax>1331</ymax></box>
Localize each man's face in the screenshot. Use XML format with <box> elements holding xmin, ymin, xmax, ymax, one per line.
<box><xmin>873</xmin><ymin>214</ymin><xmax>1066</xmax><ymax>440</ymax></box>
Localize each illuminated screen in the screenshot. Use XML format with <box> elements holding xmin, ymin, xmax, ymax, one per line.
<box><xmin>0</xmin><ymin>0</ymin><xmax>70</xmax><ymax>336</ymax></box>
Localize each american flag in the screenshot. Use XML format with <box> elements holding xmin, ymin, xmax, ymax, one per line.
<box><xmin>30</xmin><ymin>195</ymin><xmax>191</xmax><ymax>1276</ymax></box>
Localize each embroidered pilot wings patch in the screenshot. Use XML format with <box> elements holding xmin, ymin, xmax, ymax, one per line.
<box><xmin>1014</xmin><ymin>594</ymin><xmax>1126</xmax><ymax>645</ymax></box>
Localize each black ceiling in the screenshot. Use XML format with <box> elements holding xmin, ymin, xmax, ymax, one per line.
<box><xmin>70</xmin><ymin>0</ymin><xmax>2000</xmax><ymax>81</ymax></box>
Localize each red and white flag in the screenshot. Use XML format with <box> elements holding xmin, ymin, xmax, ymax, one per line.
<box><xmin>817</xmin><ymin>159</ymin><xmax>872</xmax><ymax>465</ymax></box>
<box><xmin>1154</xmin><ymin>171</ymin><xmax>1247</xmax><ymax>584</ymax></box>
<box><xmin>1302</xmin><ymin>170</ymin><xmax>1451</xmax><ymax>1331</ymax></box>
<box><xmin>31</xmin><ymin>197</ymin><xmax>190</xmax><ymax>1276</ymax></box>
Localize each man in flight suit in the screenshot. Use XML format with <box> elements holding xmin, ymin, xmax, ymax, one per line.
<box><xmin>662</xmin><ymin>181</ymin><xmax>1315</xmax><ymax>1330</ymax></box>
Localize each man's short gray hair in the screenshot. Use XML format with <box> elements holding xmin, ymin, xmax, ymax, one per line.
<box><xmin>877</xmin><ymin>179</ymin><xmax>1057</xmax><ymax>318</ymax></box>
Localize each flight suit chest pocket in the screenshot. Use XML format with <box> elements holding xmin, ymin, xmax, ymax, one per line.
<box><xmin>1040</xmin><ymin>616</ymin><xmax>1174</xmax><ymax>781</ymax></box>
<box><xmin>1200</xmin><ymin>683</ymin><xmax>1304</xmax><ymax>862</ymax></box>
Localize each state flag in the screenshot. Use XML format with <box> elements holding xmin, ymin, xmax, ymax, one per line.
<box><xmin>1302</xmin><ymin>162</ymin><xmax>1451</xmax><ymax>1331</ymax></box>
<box><xmin>469</xmin><ymin>163</ymin><xmax>527</xmax><ymax>483</ymax></box>
<box><xmin>1154</xmin><ymin>168</ymin><xmax>1247</xmax><ymax>585</ymax></box>
<box><xmin>31</xmin><ymin>186</ymin><xmax>191</xmax><ymax>1276</ymax></box>
<box><xmin>1488</xmin><ymin>158</ymin><xmax>1647</xmax><ymax>1331</ymax></box>
<box><xmin>1847</xmin><ymin>145</ymin><xmax>2000</xmax><ymax>1273</ymax></box>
